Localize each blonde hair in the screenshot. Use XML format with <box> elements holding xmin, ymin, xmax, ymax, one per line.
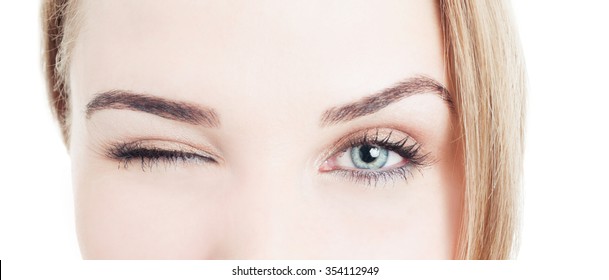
<box><xmin>41</xmin><ymin>0</ymin><xmax>525</xmax><ymax>259</ymax></box>
<box><xmin>440</xmin><ymin>0</ymin><xmax>525</xmax><ymax>259</ymax></box>
<box><xmin>41</xmin><ymin>0</ymin><xmax>80</xmax><ymax>145</ymax></box>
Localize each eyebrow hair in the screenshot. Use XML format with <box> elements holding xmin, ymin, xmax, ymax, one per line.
<box><xmin>320</xmin><ymin>75</ymin><xmax>453</xmax><ymax>126</ymax></box>
<box><xmin>85</xmin><ymin>90</ymin><xmax>220</xmax><ymax>127</ymax></box>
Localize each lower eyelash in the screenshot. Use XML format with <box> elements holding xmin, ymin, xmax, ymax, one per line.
<box><xmin>331</xmin><ymin>162</ymin><xmax>425</xmax><ymax>188</ymax></box>
<box><xmin>330</xmin><ymin>130</ymin><xmax>432</xmax><ymax>187</ymax></box>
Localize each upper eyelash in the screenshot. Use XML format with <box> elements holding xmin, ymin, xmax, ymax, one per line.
<box><xmin>328</xmin><ymin>129</ymin><xmax>431</xmax><ymax>187</ymax></box>
<box><xmin>344</xmin><ymin>131</ymin><xmax>430</xmax><ymax>166</ymax></box>
<box><xmin>105</xmin><ymin>129</ymin><xmax>431</xmax><ymax>187</ymax></box>
<box><xmin>107</xmin><ymin>141</ymin><xmax>215</xmax><ymax>171</ymax></box>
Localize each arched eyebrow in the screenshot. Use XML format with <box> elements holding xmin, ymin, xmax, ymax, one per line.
<box><xmin>320</xmin><ymin>75</ymin><xmax>453</xmax><ymax>127</ymax></box>
<box><xmin>85</xmin><ymin>90</ymin><xmax>220</xmax><ymax>127</ymax></box>
<box><xmin>86</xmin><ymin>76</ymin><xmax>449</xmax><ymax>128</ymax></box>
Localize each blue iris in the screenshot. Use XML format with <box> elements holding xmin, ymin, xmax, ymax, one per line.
<box><xmin>350</xmin><ymin>144</ymin><xmax>389</xmax><ymax>169</ymax></box>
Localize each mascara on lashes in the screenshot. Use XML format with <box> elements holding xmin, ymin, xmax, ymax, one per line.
<box><xmin>107</xmin><ymin>141</ymin><xmax>215</xmax><ymax>170</ymax></box>
<box><xmin>105</xmin><ymin>128</ymin><xmax>432</xmax><ymax>187</ymax></box>
<box><xmin>321</xmin><ymin>129</ymin><xmax>431</xmax><ymax>186</ymax></box>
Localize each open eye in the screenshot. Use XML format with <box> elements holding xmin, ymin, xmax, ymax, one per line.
<box><xmin>318</xmin><ymin>128</ymin><xmax>431</xmax><ymax>186</ymax></box>
<box><xmin>323</xmin><ymin>144</ymin><xmax>407</xmax><ymax>171</ymax></box>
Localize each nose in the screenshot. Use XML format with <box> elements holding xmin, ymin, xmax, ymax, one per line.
<box><xmin>203</xmin><ymin>110</ymin><xmax>320</xmax><ymax>259</ymax></box>
<box><xmin>210</xmin><ymin>156</ymin><xmax>312</xmax><ymax>259</ymax></box>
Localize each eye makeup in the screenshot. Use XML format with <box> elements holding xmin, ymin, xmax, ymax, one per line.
<box><xmin>102</xmin><ymin>127</ymin><xmax>432</xmax><ymax>188</ymax></box>
<box><xmin>106</xmin><ymin>140</ymin><xmax>217</xmax><ymax>171</ymax></box>
<box><xmin>319</xmin><ymin>128</ymin><xmax>432</xmax><ymax>187</ymax></box>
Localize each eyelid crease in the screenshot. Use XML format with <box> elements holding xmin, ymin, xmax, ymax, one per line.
<box><xmin>106</xmin><ymin>141</ymin><xmax>208</xmax><ymax>158</ymax></box>
<box><xmin>104</xmin><ymin>139</ymin><xmax>221</xmax><ymax>170</ymax></box>
<box><xmin>319</xmin><ymin>128</ymin><xmax>433</xmax><ymax>188</ymax></box>
<box><xmin>319</xmin><ymin>127</ymin><xmax>422</xmax><ymax>164</ymax></box>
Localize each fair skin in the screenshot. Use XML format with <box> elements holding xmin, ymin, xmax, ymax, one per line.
<box><xmin>68</xmin><ymin>0</ymin><xmax>463</xmax><ymax>259</ymax></box>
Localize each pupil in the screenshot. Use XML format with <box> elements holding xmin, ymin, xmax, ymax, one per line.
<box><xmin>359</xmin><ymin>145</ymin><xmax>380</xmax><ymax>163</ymax></box>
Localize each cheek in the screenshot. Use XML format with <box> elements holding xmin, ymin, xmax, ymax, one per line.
<box><xmin>68</xmin><ymin>114</ymin><xmax>463</xmax><ymax>259</ymax></box>
<box><xmin>306</xmin><ymin>166</ymin><xmax>461</xmax><ymax>259</ymax></box>
<box><xmin>72</xmin><ymin>168</ymin><xmax>461</xmax><ymax>259</ymax></box>
<box><xmin>73</xmin><ymin>162</ymin><xmax>229</xmax><ymax>259</ymax></box>
<box><xmin>68</xmin><ymin>116</ymin><xmax>228</xmax><ymax>259</ymax></box>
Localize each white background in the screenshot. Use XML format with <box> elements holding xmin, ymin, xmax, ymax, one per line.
<box><xmin>1</xmin><ymin>0</ymin><xmax>608</xmax><ymax>278</ymax></box>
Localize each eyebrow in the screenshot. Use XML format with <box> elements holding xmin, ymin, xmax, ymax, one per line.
<box><xmin>85</xmin><ymin>90</ymin><xmax>220</xmax><ymax>127</ymax></box>
<box><xmin>320</xmin><ymin>75</ymin><xmax>453</xmax><ymax>126</ymax></box>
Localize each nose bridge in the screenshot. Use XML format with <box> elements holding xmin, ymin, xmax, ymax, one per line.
<box><xmin>216</xmin><ymin>139</ymin><xmax>303</xmax><ymax>258</ymax></box>
<box><xmin>210</xmin><ymin>96</ymin><xmax>319</xmax><ymax>258</ymax></box>
<box><xmin>217</xmin><ymin>172</ymin><xmax>292</xmax><ymax>258</ymax></box>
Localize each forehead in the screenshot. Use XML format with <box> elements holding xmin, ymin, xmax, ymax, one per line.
<box><xmin>70</xmin><ymin>0</ymin><xmax>444</xmax><ymax>108</ymax></box>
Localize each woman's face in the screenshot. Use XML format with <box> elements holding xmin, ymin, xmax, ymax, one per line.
<box><xmin>68</xmin><ymin>0</ymin><xmax>463</xmax><ymax>259</ymax></box>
